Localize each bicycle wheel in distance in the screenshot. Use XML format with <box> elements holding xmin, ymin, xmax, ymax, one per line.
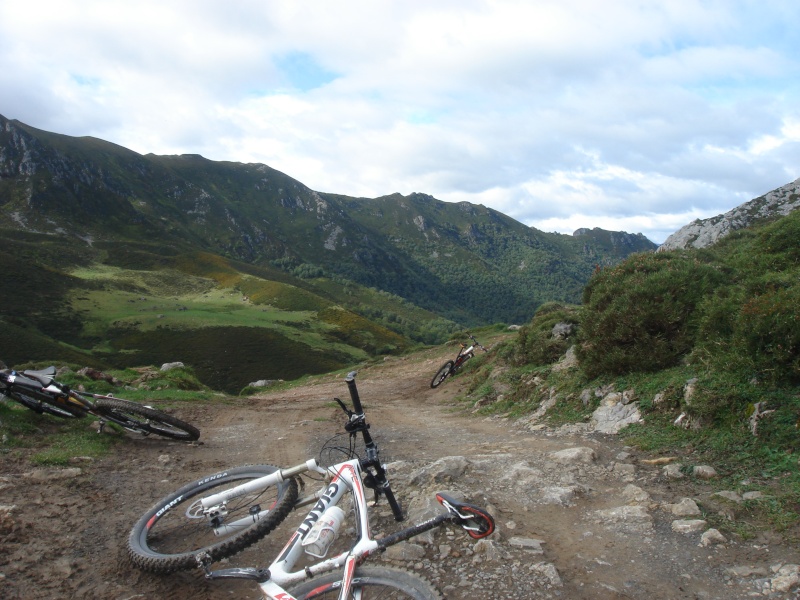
<box><xmin>288</xmin><ymin>566</ymin><xmax>444</xmax><ymax>599</ymax></box>
<box><xmin>92</xmin><ymin>397</ymin><xmax>200</xmax><ymax>441</ymax></box>
<box><xmin>430</xmin><ymin>361</ymin><xmax>454</xmax><ymax>388</ymax></box>
<box><xmin>6</xmin><ymin>390</ymin><xmax>87</xmax><ymax>419</ymax></box>
<box><xmin>128</xmin><ymin>464</ymin><xmax>299</xmax><ymax>573</ymax></box>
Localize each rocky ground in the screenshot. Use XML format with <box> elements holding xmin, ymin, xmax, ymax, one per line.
<box><xmin>1</xmin><ymin>344</ymin><xmax>798</xmax><ymax>599</ymax></box>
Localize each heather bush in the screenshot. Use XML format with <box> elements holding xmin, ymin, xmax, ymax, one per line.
<box><xmin>735</xmin><ymin>284</ymin><xmax>800</xmax><ymax>384</ymax></box>
<box><xmin>512</xmin><ymin>302</ymin><xmax>580</xmax><ymax>366</ymax></box>
<box><xmin>693</xmin><ymin>211</ymin><xmax>800</xmax><ymax>384</ymax></box>
<box><xmin>577</xmin><ymin>252</ymin><xmax>725</xmax><ymax>378</ymax></box>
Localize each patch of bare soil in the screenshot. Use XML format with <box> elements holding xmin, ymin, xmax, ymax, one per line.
<box><xmin>1</xmin><ymin>345</ymin><xmax>798</xmax><ymax>599</ymax></box>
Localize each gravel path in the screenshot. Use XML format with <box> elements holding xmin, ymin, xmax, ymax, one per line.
<box><xmin>1</xmin><ymin>345</ymin><xmax>798</xmax><ymax>599</ymax></box>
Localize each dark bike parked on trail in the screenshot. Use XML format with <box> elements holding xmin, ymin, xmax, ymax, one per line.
<box><xmin>0</xmin><ymin>362</ymin><xmax>200</xmax><ymax>441</ymax></box>
<box><xmin>430</xmin><ymin>334</ymin><xmax>487</xmax><ymax>388</ymax></box>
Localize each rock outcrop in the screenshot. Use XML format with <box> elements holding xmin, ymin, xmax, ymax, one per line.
<box><xmin>659</xmin><ymin>177</ymin><xmax>800</xmax><ymax>251</ymax></box>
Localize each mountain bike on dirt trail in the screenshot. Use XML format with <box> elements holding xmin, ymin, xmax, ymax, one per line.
<box><xmin>430</xmin><ymin>334</ymin><xmax>488</xmax><ymax>388</ymax></box>
<box><xmin>127</xmin><ymin>371</ymin><xmax>494</xmax><ymax>599</ymax></box>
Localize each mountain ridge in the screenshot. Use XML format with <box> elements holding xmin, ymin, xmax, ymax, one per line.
<box><xmin>1</xmin><ymin>114</ymin><xmax>657</xmax><ymax>326</ymax></box>
<box><xmin>3</xmin><ymin>113</ymin><xmax>799</xmax><ymax>394</ymax></box>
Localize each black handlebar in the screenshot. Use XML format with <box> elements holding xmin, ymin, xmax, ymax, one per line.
<box><xmin>344</xmin><ymin>371</ymin><xmax>363</xmax><ymax>414</ymax></box>
<box><xmin>467</xmin><ymin>334</ymin><xmax>488</xmax><ymax>352</ymax></box>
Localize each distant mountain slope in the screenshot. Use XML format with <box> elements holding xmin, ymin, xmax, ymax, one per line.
<box><xmin>659</xmin><ymin>177</ymin><xmax>800</xmax><ymax>251</ymax></box>
<box><xmin>572</xmin><ymin>227</ymin><xmax>656</xmax><ymax>258</ymax></box>
<box><xmin>1</xmin><ymin>114</ymin><xmax>655</xmax><ymax>325</ymax></box>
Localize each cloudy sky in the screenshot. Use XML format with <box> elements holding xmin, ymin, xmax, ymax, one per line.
<box><xmin>1</xmin><ymin>1</ymin><xmax>798</xmax><ymax>243</ymax></box>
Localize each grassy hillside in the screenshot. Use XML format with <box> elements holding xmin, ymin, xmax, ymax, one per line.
<box><xmin>0</xmin><ymin>114</ymin><xmax>663</xmax><ymax>390</ymax></box>
<box><xmin>463</xmin><ymin>210</ymin><xmax>800</xmax><ymax>537</ymax></box>
<box><xmin>0</xmin><ymin>231</ymin><xmax>452</xmax><ymax>392</ymax></box>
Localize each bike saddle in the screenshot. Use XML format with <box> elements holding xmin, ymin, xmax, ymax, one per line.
<box><xmin>435</xmin><ymin>492</ymin><xmax>495</xmax><ymax>539</ymax></box>
<box><xmin>21</xmin><ymin>367</ymin><xmax>57</xmax><ymax>386</ymax></box>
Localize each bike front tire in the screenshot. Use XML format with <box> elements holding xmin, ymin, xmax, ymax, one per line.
<box><xmin>128</xmin><ymin>464</ymin><xmax>299</xmax><ymax>573</ymax></box>
<box><xmin>288</xmin><ymin>566</ymin><xmax>444</xmax><ymax>599</ymax></box>
<box><xmin>430</xmin><ymin>361</ymin><xmax>454</xmax><ymax>388</ymax></box>
<box><xmin>92</xmin><ymin>397</ymin><xmax>200</xmax><ymax>441</ymax></box>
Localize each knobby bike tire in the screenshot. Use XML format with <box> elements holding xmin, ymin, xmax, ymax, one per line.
<box><xmin>288</xmin><ymin>566</ymin><xmax>444</xmax><ymax>599</ymax></box>
<box><xmin>6</xmin><ymin>390</ymin><xmax>87</xmax><ymax>419</ymax></box>
<box><xmin>430</xmin><ymin>361</ymin><xmax>454</xmax><ymax>388</ymax></box>
<box><xmin>92</xmin><ymin>397</ymin><xmax>200</xmax><ymax>441</ymax></box>
<box><xmin>127</xmin><ymin>465</ymin><xmax>299</xmax><ymax>574</ymax></box>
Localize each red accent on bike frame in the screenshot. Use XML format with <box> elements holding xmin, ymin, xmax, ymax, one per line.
<box><xmin>340</xmin><ymin>555</ymin><xmax>358</xmax><ymax>596</ymax></box>
<box><xmin>305</xmin><ymin>583</ymin><xmax>332</xmax><ymax>596</ymax></box>
<box><xmin>338</xmin><ymin>462</ymin><xmax>370</xmax><ymax>537</ymax></box>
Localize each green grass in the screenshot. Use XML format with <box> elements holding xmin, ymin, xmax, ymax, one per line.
<box><xmin>30</xmin><ymin>425</ymin><xmax>119</xmax><ymax>465</ymax></box>
<box><xmin>1</xmin><ymin>232</ymin><xmax>463</xmax><ymax>391</ymax></box>
<box><xmin>69</xmin><ymin>272</ymin><xmax>316</xmax><ymax>337</ymax></box>
<box><xmin>0</xmin><ymin>400</ymin><xmax>120</xmax><ymax>464</ymax></box>
<box><xmin>0</xmin><ymin>400</ymin><xmax>45</xmax><ymax>446</ymax></box>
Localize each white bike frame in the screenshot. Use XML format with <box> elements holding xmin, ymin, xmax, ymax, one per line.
<box><xmin>192</xmin><ymin>373</ymin><xmax>494</xmax><ymax>599</ymax></box>
<box><xmin>201</xmin><ymin>454</ymin><xmax>489</xmax><ymax>599</ymax></box>
<box><xmin>259</xmin><ymin>458</ymin><xmax>378</xmax><ymax>598</ymax></box>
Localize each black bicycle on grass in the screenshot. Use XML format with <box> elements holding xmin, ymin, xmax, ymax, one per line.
<box><xmin>430</xmin><ymin>334</ymin><xmax>487</xmax><ymax>388</ymax></box>
<box><xmin>0</xmin><ymin>362</ymin><xmax>200</xmax><ymax>441</ymax></box>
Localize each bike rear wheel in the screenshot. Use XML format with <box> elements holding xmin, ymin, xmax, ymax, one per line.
<box><xmin>6</xmin><ymin>390</ymin><xmax>87</xmax><ymax>419</ymax></box>
<box><xmin>92</xmin><ymin>397</ymin><xmax>200</xmax><ymax>441</ymax></box>
<box><xmin>128</xmin><ymin>465</ymin><xmax>299</xmax><ymax>573</ymax></box>
<box><xmin>288</xmin><ymin>566</ymin><xmax>444</xmax><ymax>599</ymax></box>
<box><xmin>430</xmin><ymin>361</ymin><xmax>453</xmax><ymax>388</ymax></box>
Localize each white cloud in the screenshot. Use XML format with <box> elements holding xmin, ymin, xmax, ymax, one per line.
<box><xmin>1</xmin><ymin>0</ymin><xmax>798</xmax><ymax>244</ymax></box>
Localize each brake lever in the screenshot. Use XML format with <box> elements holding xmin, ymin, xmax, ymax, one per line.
<box><xmin>333</xmin><ymin>397</ymin><xmax>353</xmax><ymax>417</ymax></box>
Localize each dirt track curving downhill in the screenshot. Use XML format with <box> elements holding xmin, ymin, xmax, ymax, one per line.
<box><xmin>1</xmin><ymin>344</ymin><xmax>798</xmax><ymax>599</ymax></box>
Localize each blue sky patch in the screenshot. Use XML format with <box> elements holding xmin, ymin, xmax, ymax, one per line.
<box><xmin>274</xmin><ymin>52</ymin><xmax>339</xmax><ymax>92</ymax></box>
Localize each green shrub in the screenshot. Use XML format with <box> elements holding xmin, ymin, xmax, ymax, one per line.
<box><xmin>693</xmin><ymin>212</ymin><xmax>800</xmax><ymax>385</ymax></box>
<box><xmin>578</xmin><ymin>252</ymin><xmax>725</xmax><ymax>378</ymax></box>
<box><xmin>735</xmin><ymin>284</ymin><xmax>800</xmax><ymax>384</ymax></box>
<box><xmin>512</xmin><ymin>303</ymin><xmax>580</xmax><ymax>366</ymax></box>
<box><xmin>681</xmin><ymin>374</ymin><xmax>756</xmax><ymax>425</ymax></box>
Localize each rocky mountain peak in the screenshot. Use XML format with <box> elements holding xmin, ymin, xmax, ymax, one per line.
<box><xmin>659</xmin><ymin>178</ymin><xmax>800</xmax><ymax>251</ymax></box>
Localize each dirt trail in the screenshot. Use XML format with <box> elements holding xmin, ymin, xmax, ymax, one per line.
<box><xmin>1</xmin><ymin>345</ymin><xmax>798</xmax><ymax>599</ymax></box>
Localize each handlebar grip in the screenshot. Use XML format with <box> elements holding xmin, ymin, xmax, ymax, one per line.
<box><xmin>344</xmin><ymin>371</ymin><xmax>364</xmax><ymax>414</ymax></box>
